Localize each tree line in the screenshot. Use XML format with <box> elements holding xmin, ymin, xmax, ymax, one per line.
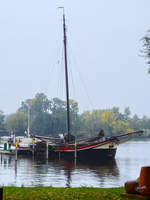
<box><xmin>0</xmin><ymin>93</ymin><xmax>149</xmax><ymax>138</ymax></box>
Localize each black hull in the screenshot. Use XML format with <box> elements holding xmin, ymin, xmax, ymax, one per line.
<box><xmin>47</xmin><ymin>148</ymin><xmax>117</xmax><ymax>161</ymax></box>
<box><xmin>34</xmin><ymin>138</ymin><xmax>118</xmax><ymax>161</ymax></box>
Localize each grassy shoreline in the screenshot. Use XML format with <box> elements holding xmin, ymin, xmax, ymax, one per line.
<box><xmin>1</xmin><ymin>186</ymin><xmax>130</xmax><ymax>200</ymax></box>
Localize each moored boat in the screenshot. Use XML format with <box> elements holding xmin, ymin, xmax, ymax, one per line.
<box><xmin>54</xmin><ymin>137</ymin><xmax>119</xmax><ymax>160</ymax></box>
<box><xmin>33</xmin><ymin>130</ymin><xmax>143</xmax><ymax>161</ymax></box>
<box><xmin>34</xmin><ymin>9</ymin><xmax>144</xmax><ymax>161</ymax></box>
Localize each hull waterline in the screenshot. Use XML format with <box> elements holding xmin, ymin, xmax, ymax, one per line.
<box><xmin>50</xmin><ymin>138</ymin><xmax>119</xmax><ymax>161</ymax></box>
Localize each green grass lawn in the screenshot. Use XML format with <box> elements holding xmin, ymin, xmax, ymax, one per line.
<box><xmin>1</xmin><ymin>186</ymin><xmax>131</xmax><ymax>200</ymax></box>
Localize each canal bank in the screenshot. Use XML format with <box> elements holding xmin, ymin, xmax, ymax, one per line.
<box><xmin>2</xmin><ymin>186</ymin><xmax>126</xmax><ymax>200</ymax></box>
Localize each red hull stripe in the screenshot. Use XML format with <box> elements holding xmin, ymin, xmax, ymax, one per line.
<box><xmin>55</xmin><ymin>138</ymin><xmax>119</xmax><ymax>152</ymax></box>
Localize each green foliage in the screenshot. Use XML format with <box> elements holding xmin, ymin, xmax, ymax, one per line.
<box><xmin>50</xmin><ymin>98</ymin><xmax>67</xmax><ymax>135</ymax></box>
<box><xmin>5</xmin><ymin>112</ymin><xmax>27</xmax><ymax>135</ymax></box>
<box><xmin>50</xmin><ymin>98</ymin><xmax>80</xmax><ymax>136</ymax></box>
<box><xmin>100</xmin><ymin>110</ymin><xmax>116</xmax><ymax>136</ymax></box>
<box><xmin>80</xmin><ymin>111</ymin><xmax>94</xmax><ymax>136</ymax></box>
<box><xmin>17</xmin><ymin>94</ymin><xmax>80</xmax><ymax>137</ymax></box>
<box><xmin>18</xmin><ymin>93</ymin><xmax>52</xmax><ymax>136</ymax></box>
<box><xmin>113</xmin><ymin>120</ymin><xmax>133</xmax><ymax>135</ymax></box>
<box><xmin>124</xmin><ymin>107</ymin><xmax>131</xmax><ymax>121</ymax></box>
<box><xmin>31</xmin><ymin>93</ymin><xmax>51</xmax><ymax>114</ymax></box>
<box><xmin>80</xmin><ymin>107</ymin><xmax>141</xmax><ymax>137</ymax></box>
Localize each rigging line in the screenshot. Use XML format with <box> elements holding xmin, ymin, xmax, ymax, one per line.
<box><xmin>56</xmin><ymin>44</ymin><xmax>64</xmax><ymax>98</ymax></box>
<box><xmin>60</xmin><ymin>17</ymin><xmax>77</xmax><ymax>102</ymax></box>
<box><xmin>56</xmin><ymin>7</ymin><xmax>65</xmax><ymax>99</ymax></box>
<box><xmin>75</xmin><ymin>64</ymin><xmax>94</xmax><ymax>111</ymax></box>
<box><xmin>67</xmin><ymin>47</ymin><xmax>77</xmax><ymax>102</ymax></box>
<box><xmin>59</xmin><ymin>32</ymin><xmax>76</xmax><ymax>103</ymax></box>
<box><xmin>47</xmin><ymin>48</ymin><xmax>62</xmax><ymax>98</ymax></box>
<box><xmin>60</xmin><ymin>46</ymin><xmax>65</xmax><ymax>98</ymax></box>
<box><xmin>58</xmin><ymin>57</ymin><xmax>61</xmax><ymax>97</ymax></box>
<box><xmin>47</xmin><ymin>63</ymin><xmax>57</xmax><ymax>98</ymax></box>
<box><xmin>58</xmin><ymin>40</ymin><xmax>65</xmax><ymax>99</ymax></box>
<box><xmin>66</xmin><ymin>29</ymin><xmax>94</xmax><ymax>111</ymax></box>
<box><xmin>56</xmin><ymin>60</ymin><xmax>61</xmax><ymax>97</ymax></box>
<box><xmin>65</xmin><ymin>17</ymin><xmax>95</xmax><ymax>136</ymax></box>
<box><xmin>68</xmin><ymin>42</ymin><xmax>76</xmax><ymax>100</ymax></box>
<box><xmin>57</xmin><ymin>61</ymin><xmax>62</xmax><ymax>98</ymax></box>
<box><xmin>67</xmin><ymin>41</ymin><xmax>95</xmax><ymax>112</ymax></box>
<box><xmin>62</xmin><ymin>56</ymin><xmax>65</xmax><ymax>99</ymax></box>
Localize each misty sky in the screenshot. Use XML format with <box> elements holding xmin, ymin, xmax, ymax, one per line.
<box><xmin>0</xmin><ymin>0</ymin><xmax>150</xmax><ymax>117</ymax></box>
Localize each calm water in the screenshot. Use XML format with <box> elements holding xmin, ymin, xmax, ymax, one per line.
<box><xmin>0</xmin><ymin>140</ymin><xmax>150</xmax><ymax>187</ymax></box>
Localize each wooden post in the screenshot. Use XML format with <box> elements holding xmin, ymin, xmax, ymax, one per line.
<box><xmin>1</xmin><ymin>153</ymin><xmax>2</xmax><ymax>163</ymax></box>
<box><xmin>46</xmin><ymin>142</ymin><xmax>48</xmax><ymax>160</ymax></box>
<box><xmin>32</xmin><ymin>149</ymin><xmax>34</xmax><ymax>159</ymax></box>
<box><xmin>15</xmin><ymin>160</ymin><xmax>17</xmax><ymax>177</ymax></box>
<box><xmin>0</xmin><ymin>188</ymin><xmax>3</xmax><ymax>200</ymax></box>
<box><xmin>8</xmin><ymin>142</ymin><xmax>11</xmax><ymax>150</ymax></box>
<box><xmin>46</xmin><ymin>160</ymin><xmax>48</xmax><ymax>174</ymax></box>
<box><xmin>32</xmin><ymin>139</ymin><xmax>35</xmax><ymax>159</ymax></box>
<box><xmin>74</xmin><ymin>141</ymin><xmax>77</xmax><ymax>165</ymax></box>
<box><xmin>15</xmin><ymin>143</ymin><xmax>18</xmax><ymax>161</ymax></box>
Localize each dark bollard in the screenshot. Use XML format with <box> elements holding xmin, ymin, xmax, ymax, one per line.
<box><xmin>0</xmin><ymin>188</ymin><xmax>3</xmax><ymax>200</ymax></box>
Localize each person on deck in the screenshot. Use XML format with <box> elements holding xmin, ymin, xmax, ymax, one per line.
<box><xmin>98</xmin><ymin>129</ymin><xmax>105</xmax><ymax>138</ymax></box>
<box><xmin>64</xmin><ymin>133</ymin><xmax>75</xmax><ymax>144</ymax></box>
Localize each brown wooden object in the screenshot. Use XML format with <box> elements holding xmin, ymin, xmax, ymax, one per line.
<box><xmin>125</xmin><ymin>180</ymin><xmax>139</xmax><ymax>194</ymax></box>
<box><xmin>137</xmin><ymin>166</ymin><xmax>150</xmax><ymax>196</ymax></box>
<box><xmin>121</xmin><ymin>193</ymin><xmax>150</xmax><ymax>199</ymax></box>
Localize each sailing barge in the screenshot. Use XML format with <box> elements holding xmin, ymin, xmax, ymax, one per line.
<box><xmin>34</xmin><ymin>130</ymin><xmax>143</xmax><ymax>161</ymax></box>
<box><xmin>33</xmin><ymin>9</ymin><xmax>144</xmax><ymax>161</ymax></box>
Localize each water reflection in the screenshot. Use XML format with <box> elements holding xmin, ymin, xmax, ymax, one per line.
<box><xmin>0</xmin><ymin>154</ymin><xmax>119</xmax><ymax>187</ymax></box>
<box><xmin>15</xmin><ymin>161</ymin><xmax>17</xmax><ymax>178</ymax></box>
<box><xmin>0</xmin><ymin>140</ymin><xmax>149</xmax><ymax>187</ymax></box>
<box><xmin>55</xmin><ymin>159</ymin><xmax>119</xmax><ymax>187</ymax></box>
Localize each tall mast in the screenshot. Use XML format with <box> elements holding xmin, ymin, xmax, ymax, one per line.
<box><xmin>63</xmin><ymin>10</ymin><xmax>71</xmax><ymax>141</ymax></box>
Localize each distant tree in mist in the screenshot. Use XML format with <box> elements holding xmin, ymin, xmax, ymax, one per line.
<box><xmin>142</xmin><ymin>31</ymin><xmax>150</xmax><ymax>73</ymax></box>
<box><xmin>5</xmin><ymin>111</ymin><xmax>27</xmax><ymax>135</ymax></box>
<box><xmin>0</xmin><ymin>110</ymin><xmax>5</xmax><ymax>130</ymax></box>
